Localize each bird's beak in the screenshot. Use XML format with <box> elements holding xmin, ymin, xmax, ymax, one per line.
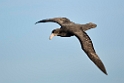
<box><xmin>49</xmin><ymin>33</ymin><xmax>57</xmax><ymax>40</ymax></box>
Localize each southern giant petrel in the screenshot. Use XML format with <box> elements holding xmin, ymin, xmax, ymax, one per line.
<box><xmin>35</xmin><ymin>17</ymin><xmax>107</xmax><ymax>75</ymax></box>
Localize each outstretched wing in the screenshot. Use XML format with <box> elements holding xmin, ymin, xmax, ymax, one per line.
<box><xmin>73</xmin><ymin>31</ymin><xmax>107</xmax><ymax>75</ymax></box>
<box><xmin>35</xmin><ymin>17</ymin><xmax>71</xmax><ymax>26</ymax></box>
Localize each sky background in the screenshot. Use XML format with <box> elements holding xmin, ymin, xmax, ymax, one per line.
<box><xmin>0</xmin><ymin>0</ymin><xmax>124</xmax><ymax>83</ymax></box>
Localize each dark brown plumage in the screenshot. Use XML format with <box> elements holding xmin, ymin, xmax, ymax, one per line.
<box><xmin>35</xmin><ymin>17</ymin><xmax>107</xmax><ymax>75</ymax></box>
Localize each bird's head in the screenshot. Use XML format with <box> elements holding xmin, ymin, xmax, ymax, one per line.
<box><xmin>49</xmin><ymin>28</ymin><xmax>61</xmax><ymax>40</ymax></box>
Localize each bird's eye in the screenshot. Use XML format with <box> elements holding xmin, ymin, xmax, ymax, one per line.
<box><xmin>52</xmin><ymin>30</ymin><xmax>55</xmax><ymax>33</ymax></box>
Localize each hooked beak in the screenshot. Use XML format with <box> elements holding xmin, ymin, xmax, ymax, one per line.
<box><xmin>49</xmin><ymin>33</ymin><xmax>57</xmax><ymax>40</ymax></box>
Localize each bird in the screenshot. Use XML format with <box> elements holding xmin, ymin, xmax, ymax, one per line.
<box><xmin>35</xmin><ymin>17</ymin><xmax>107</xmax><ymax>75</ymax></box>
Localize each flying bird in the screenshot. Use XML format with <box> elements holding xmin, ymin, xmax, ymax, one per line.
<box><xmin>35</xmin><ymin>17</ymin><xmax>107</xmax><ymax>75</ymax></box>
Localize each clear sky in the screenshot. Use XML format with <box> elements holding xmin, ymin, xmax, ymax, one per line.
<box><xmin>0</xmin><ymin>0</ymin><xmax>124</xmax><ymax>83</ymax></box>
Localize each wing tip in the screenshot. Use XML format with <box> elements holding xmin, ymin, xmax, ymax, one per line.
<box><xmin>35</xmin><ymin>20</ymin><xmax>45</xmax><ymax>25</ymax></box>
<box><xmin>98</xmin><ymin>62</ymin><xmax>108</xmax><ymax>75</ymax></box>
<box><xmin>103</xmin><ymin>69</ymin><xmax>108</xmax><ymax>75</ymax></box>
<box><xmin>35</xmin><ymin>22</ymin><xmax>38</xmax><ymax>25</ymax></box>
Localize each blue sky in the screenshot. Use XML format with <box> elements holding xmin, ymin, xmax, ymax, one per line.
<box><xmin>0</xmin><ymin>0</ymin><xmax>124</xmax><ymax>83</ymax></box>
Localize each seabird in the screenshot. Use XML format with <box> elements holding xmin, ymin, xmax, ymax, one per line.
<box><xmin>35</xmin><ymin>17</ymin><xmax>107</xmax><ymax>75</ymax></box>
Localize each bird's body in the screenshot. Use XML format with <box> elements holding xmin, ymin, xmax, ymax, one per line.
<box><xmin>35</xmin><ymin>17</ymin><xmax>107</xmax><ymax>75</ymax></box>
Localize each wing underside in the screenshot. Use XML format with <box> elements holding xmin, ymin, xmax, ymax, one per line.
<box><xmin>74</xmin><ymin>31</ymin><xmax>107</xmax><ymax>75</ymax></box>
